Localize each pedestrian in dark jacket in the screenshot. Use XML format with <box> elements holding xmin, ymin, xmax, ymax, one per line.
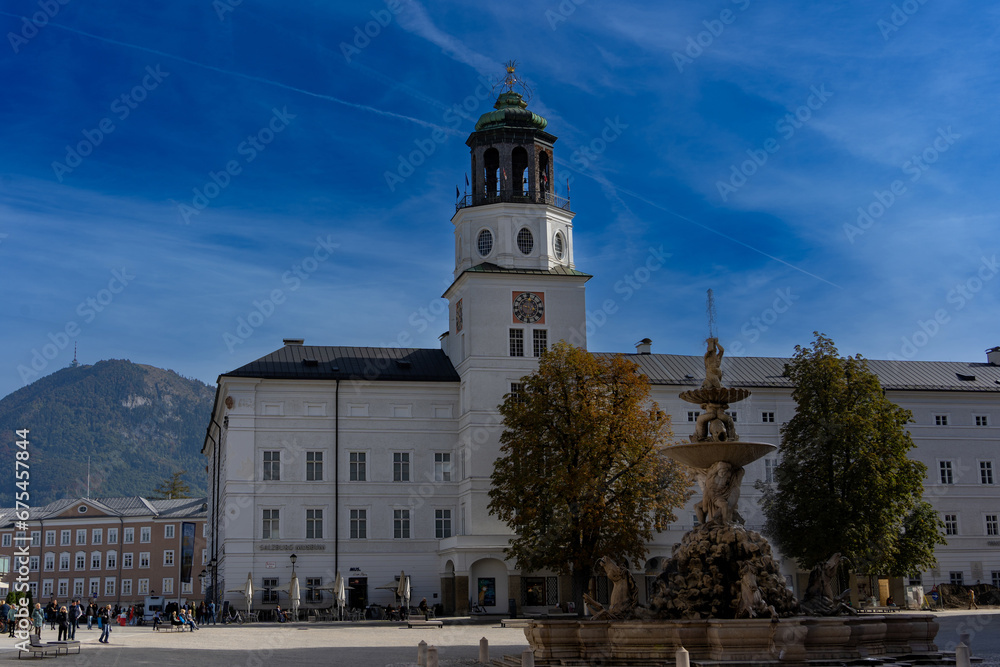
<box><xmin>56</xmin><ymin>606</ymin><xmax>69</xmax><ymax>641</ymax></box>
<box><xmin>68</xmin><ymin>601</ymin><xmax>81</xmax><ymax>640</ymax></box>
<box><xmin>98</xmin><ymin>605</ymin><xmax>112</xmax><ymax>643</ymax></box>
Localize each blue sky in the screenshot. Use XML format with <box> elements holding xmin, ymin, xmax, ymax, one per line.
<box><xmin>2</xmin><ymin>0</ymin><xmax>998</xmax><ymax>399</ymax></box>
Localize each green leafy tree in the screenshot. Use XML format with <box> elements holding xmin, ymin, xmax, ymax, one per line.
<box><xmin>757</xmin><ymin>333</ymin><xmax>945</xmax><ymax>576</ymax></box>
<box><xmin>153</xmin><ymin>471</ymin><xmax>191</xmax><ymax>499</ymax></box>
<box><xmin>488</xmin><ymin>342</ymin><xmax>691</xmax><ymax>614</ymax></box>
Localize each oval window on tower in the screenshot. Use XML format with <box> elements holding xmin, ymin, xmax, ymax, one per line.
<box><xmin>553</xmin><ymin>231</ymin><xmax>565</xmax><ymax>260</ymax></box>
<box><xmin>477</xmin><ymin>229</ymin><xmax>494</xmax><ymax>257</ymax></box>
<box><xmin>517</xmin><ymin>228</ymin><xmax>533</xmax><ymax>255</ymax></box>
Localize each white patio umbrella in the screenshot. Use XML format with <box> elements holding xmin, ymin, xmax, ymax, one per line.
<box><xmin>397</xmin><ymin>572</ymin><xmax>410</xmax><ymax>611</ymax></box>
<box><xmin>289</xmin><ymin>573</ymin><xmax>300</xmax><ymax>621</ymax></box>
<box><xmin>335</xmin><ymin>571</ymin><xmax>346</xmax><ymax>620</ymax></box>
<box><xmin>244</xmin><ymin>572</ymin><xmax>254</xmax><ymax>616</ymax></box>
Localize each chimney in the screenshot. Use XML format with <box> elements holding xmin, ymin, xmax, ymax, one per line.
<box><xmin>988</xmin><ymin>346</ymin><xmax>1000</xmax><ymax>365</ymax></box>
<box><xmin>283</xmin><ymin>338</ymin><xmax>305</xmax><ymax>346</ymax></box>
<box><xmin>635</xmin><ymin>338</ymin><xmax>652</xmax><ymax>355</ymax></box>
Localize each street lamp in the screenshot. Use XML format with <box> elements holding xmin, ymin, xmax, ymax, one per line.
<box><xmin>289</xmin><ymin>553</ymin><xmax>297</xmax><ymax>575</ymax></box>
<box><xmin>199</xmin><ymin>569</ymin><xmax>207</xmax><ymax>599</ymax></box>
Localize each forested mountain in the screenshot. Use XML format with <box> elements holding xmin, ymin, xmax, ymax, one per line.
<box><xmin>0</xmin><ymin>360</ymin><xmax>214</xmax><ymax>506</ymax></box>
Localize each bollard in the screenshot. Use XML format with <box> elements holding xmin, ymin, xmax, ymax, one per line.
<box><xmin>522</xmin><ymin>648</ymin><xmax>535</xmax><ymax>667</ymax></box>
<box><xmin>676</xmin><ymin>646</ymin><xmax>690</xmax><ymax>667</ymax></box>
<box><xmin>427</xmin><ymin>645</ymin><xmax>439</xmax><ymax>667</ymax></box>
<box><xmin>956</xmin><ymin>642</ymin><xmax>971</xmax><ymax>667</ymax></box>
<box><xmin>479</xmin><ymin>636</ymin><xmax>489</xmax><ymax>664</ymax></box>
<box><xmin>417</xmin><ymin>639</ymin><xmax>427</xmax><ymax>666</ymax></box>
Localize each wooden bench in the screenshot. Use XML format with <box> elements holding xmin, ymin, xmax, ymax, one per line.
<box><xmin>154</xmin><ymin>623</ymin><xmax>189</xmax><ymax>632</ymax></box>
<box><xmin>406</xmin><ymin>619</ymin><xmax>443</xmax><ymax>628</ymax></box>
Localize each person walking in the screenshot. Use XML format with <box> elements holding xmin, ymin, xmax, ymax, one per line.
<box><xmin>209</xmin><ymin>600</ymin><xmax>217</xmax><ymax>625</ymax></box>
<box><xmin>56</xmin><ymin>606</ymin><xmax>69</xmax><ymax>642</ymax></box>
<box><xmin>98</xmin><ymin>605</ymin><xmax>112</xmax><ymax>643</ymax></box>
<box><xmin>46</xmin><ymin>599</ymin><xmax>58</xmax><ymax>630</ymax></box>
<box><xmin>86</xmin><ymin>601</ymin><xmax>97</xmax><ymax>630</ymax></box>
<box><xmin>969</xmin><ymin>588</ymin><xmax>979</xmax><ymax>610</ymax></box>
<box><xmin>6</xmin><ymin>603</ymin><xmax>16</xmax><ymax>637</ymax></box>
<box><xmin>68</xmin><ymin>600</ymin><xmax>81</xmax><ymax>640</ymax></box>
<box><xmin>32</xmin><ymin>604</ymin><xmax>43</xmax><ymax>638</ymax></box>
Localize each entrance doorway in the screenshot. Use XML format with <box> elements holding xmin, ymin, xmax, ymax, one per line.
<box><xmin>348</xmin><ymin>577</ymin><xmax>368</xmax><ymax>610</ymax></box>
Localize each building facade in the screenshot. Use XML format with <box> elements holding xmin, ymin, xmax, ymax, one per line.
<box><xmin>203</xmin><ymin>81</ymin><xmax>1000</xmax><ymax>616</ymax></box>
<box><xmin>0</xmin><ymin>497</ymin><xmax>208</xmax><ymax>607</ymax></box>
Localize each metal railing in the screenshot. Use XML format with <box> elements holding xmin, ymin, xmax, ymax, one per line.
<box><xmin>456</xmin><ymin>190</ymin><xmax>571</xmax><ymax>212</ymax></box>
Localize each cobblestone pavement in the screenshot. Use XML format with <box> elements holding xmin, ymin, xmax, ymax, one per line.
<box><xmin>0</xmin><ymin>610</ymin><xmax>995</xmax><ymax>666</ymax></box>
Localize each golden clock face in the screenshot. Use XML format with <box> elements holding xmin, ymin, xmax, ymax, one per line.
<box><xmin>512</xmin><ymin>292</ymin><xmax>544</xmax><ymax>324</ymax></box>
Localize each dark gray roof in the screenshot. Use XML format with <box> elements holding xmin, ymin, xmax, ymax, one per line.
<box><xmin>463</xmin><ymin>262</ymin><xmax>592</xmax><ymax>278</ymax></box>
<box><xmin>0</xmin><ymin>497</ymin><xmax>207</xmax><ymax>527</ymax></box>
<box><xmin>597</xmin><ymin>353</ymin><xmax>1000</xmax><ymax>392</ymax></box>
<box><xmin>224</xmin><ymin>346</ymin><xmax>460</xmax><ymax>383</ymax></box>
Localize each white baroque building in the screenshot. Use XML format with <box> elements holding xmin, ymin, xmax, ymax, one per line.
<box><xmin>203</xmin><ymin>83</ymin><xmax>1000</xmax><ymax>616</ymax></box>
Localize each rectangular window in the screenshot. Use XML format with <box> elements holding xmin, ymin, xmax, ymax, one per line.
<box><xmin>107</xmin><ymin>528</ymin><xmax>117</xmax><ymax>545</ymax></box>
<box><xmin>163</xmin><ymin>578</ymin><xmax>174</xmax><ymax>595</ymax></box>
<box><xmin>28</xmin><ymin>582</ymin><xmax>37</xmax><ymax>599</ymax></box>
<box><xmin>58</xmin><ymin>580</ymin><xmax>68</xmax><ymax>597</ymax></box>
<box><xmin>73</xmin><ymin>579</ymin><xmax>84</xmax><ymax>597</ymax></box>
<box><xmin>140</xmin><ymin>527</ymin><xmax>151</xmax><ymax>543</ymax></box>
<box><xmin>262</xmin><ymin>509</ymin><xmax>280</xmax><ymax>540</ymax></box>
<box><xmin>44</xmin><ymin>554</ymin><xmax>54</xmax><ymax>571</ymax></box>
<box><xmin>306</xmin><ymin>451</ymin><xmax>323</xmax><ymax>481</ymax></box>
<box><xmin>727</xmin><ymin>411</ymin><xmax>738</xmax><ymax>422</ymax></box>
<box><xmin>394</xmin><ymin>509</ymin><xmax>410</xmax><ymax>539</ymax></box>
<box><xmin>940</xmin><ymin>461</ymin><xmax>954</xmax><ymax>485</ymax></box>
<box><xmin>60</xmin><ymin>554</ymin><xmax>70</xmax><ymax>570</ymax></box>
<box><xmin>935</xmin><ymin>414</ymin><xmax>948</xmax><ymax>426</ymax></box>
<box><xmin>123</xmin><ymin>553</ymin><xmax>133</xmax><ymax>569</ymax></box>
<box><xmin>992</xmin><ymin>571</ymin><xmax>1000</xmax><ymax>588</ymax></box>
<box><xmin>164</xmin><ymin>550</ymin><xmax>174</xmax><ymax>567</ymax></box>
<box><xmin>139</xmin><ymin>552</ymin><xmax>150</xmax><ymax>568</ymax></box>
<box><xmin>60</xmin><ymin>530</ymin><xmax>71</xmax><ymax>546</ymax></box>
<box><xmin>263</xmin><ymin>450</ymin><xmax>280</xmax><ymax>481</ymax></box>
<box><xmin>124</xmin><ymin>527</ymin><xmax>134</xmax><ymax>544</ymax></box>
<box><xmin>987</xmin><ymin>515</ymin><xmax>999</xmax><ymax>536</ymax></box>
<box><xmin>106</xmin><ymin>551</ymin><xmax>117</xmax><ymax>570</ymax></box>
<box><xmin>181</xmin><ymin>581</ymin><xmax>192</xmax><ymax>594</ymax></box>
<box><xmin>42</xmin><ymin>581</ymin><xmax>53</xmax><ymax>597</ymax></box>
<box><xmin>45</xmin><ymin>530</ymin><xmax>55</xmax><ymax>546</ymax></box>
<box><xmin>121</xmin><ymin>579</ymin><xmax>132</xmax><ymax>596</ymax></box>
<box><xmin>138</xmin><ymin>579</ymin><xmax>149</xmax><ymax>595</ymax></box>
<box><xmin>105</xmin><ymin>578</ymin><xmax>115</xmax><ymax>596</ymax></box>
<box><xmin>435</xmin><ymin>453</ymin><xmax>452</xmax><ymax>482</ymax></box>
<box><xmin>976</xmin><ymin>415</ymin><xmax>989</xmax><ymax>426</ymax></box>
<box><xmin>165</xmin><ymin>525</ymin><xmax>175</xmax><ymax>539</ymax></box>
<box><xmin>92</xmin><ymin>529</ymin><xmax>102</xmax><ymax>545</ymax></box>
<box><xmin>981</xmin><ymin>461</ymin><xmax>994</xmax><ymax>485</ymax></box>
<box><xmin>0</xmin><ymin>534</ymin><xmax>10</xmax><ymax>548</ymax></box>
<box><xmin>533</xmin><ymin>329</ymin><xmax>547</xmax><ymax>357</ymax></box>
<box><xmin>764</xmin><ymin>459</ymin><xmax>777</xmax><ymax>484</ymax></box>
<box><xmin>29</xmin><ymin>556</ymin><xmax>39</xmax><ymax>572</ymax></box>
<box><xmin>909</xmin><ymin>573</ymin><xmax>922</xmax><ymax>586</ymax></box>
<box><xmin>91</xmin><ymin>553</ymin><xmax>101</xmax><ymax>570</ymax></box>
<box><xmin>307</xmin><ymin>578</ymin><xmax>323</xmax><ymax>602</ymax></box>
<box><xmin>75</xmin><ymin>553</ymin><xmax>85</xmax><ymax>570</ymax></box>
<box><xmin>306</xmin><ymin>509</ymin><xmax>323</xmax><ymax>539</ymax></box>
<box><xmin>944</xmin><ymin>514</ymin><xmax>958</xmax><ymax>536</ymax></box>
<box><xmin>262</xmin><ymin>578</ymin><xmax>278</xmax><ymax>604</ymax></box>
<box><xmin>349</xmin><ymin>452</ymin><xmax>366</xmax><ymax>481</ymax></box>
<box><xmin>435</xmin><ymin>509</ymin><xmax>452</xmax><ymax>539</ymax></box>
<box><xmin>350</xmin><ymin>509</ymin><xmax>367</xmax><ymax>539</ymax></box>
<box><xmin>509</xmin><ymin>328</ymin><xmax>524</xmax><ymax>357</ymax></box>
<box><xmin>761</xmin><ymin>412</ymin><xmax>775</xmax><ymax>423</ymax></box>
<box><xmin>949</xmin><ymin>571</ymin><xmax>964</xmax><ymax>586</ymax></box>
<box><xmin>687</xmin><ymin>411</ymin><xmax>700</xmax><ymax>422</ymax></box>
<box><xmin>31</xmin><ymin>531</ymin><xmax>40</xmax><ymax>547</ymax></box>
<box><xmin>76</xmin><ymin>529</ymin><xmax>87</xmax><ymax>545</ymax></box>
<box><xmin>89</xmin><ymin>578</ymin><xmax>99</xmax><ymax>596</ymax></box>
<box><xmin>509</xmin><ymin>382</ymin><xmax>525</xmax><ymax>404</ymax></box>
<box><xmin>393</xmin><ymin>452</ymin><xmax>410</xmax><ymax>482</ymax></box>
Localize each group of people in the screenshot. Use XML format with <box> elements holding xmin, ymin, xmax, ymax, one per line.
<box><xmin>22</xmin><ymin>599</ymin><xmax>117</xmax><ymax>643</ymax></box>
<box><xmin>151</xmin><ymin>605</ymin><xmax>202</xmax><ymax>631</ymax></box>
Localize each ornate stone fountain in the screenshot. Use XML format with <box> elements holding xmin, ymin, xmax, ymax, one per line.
<box><xmin>511</xmin><ymin>337</ymin><xmax>942</xmax><ymax>666</ymax></box>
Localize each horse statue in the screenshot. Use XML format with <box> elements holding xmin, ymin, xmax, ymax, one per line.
<box><xmin>582</xmin><ymin>556</ymin><xmax>639</xmax><ymax>620</ymax></box>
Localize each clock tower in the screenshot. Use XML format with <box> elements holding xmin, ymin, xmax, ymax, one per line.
<box><xmin>441</xmin><ymin>64</ymin><xmax>590</xmax><ymax>543</ymax></box>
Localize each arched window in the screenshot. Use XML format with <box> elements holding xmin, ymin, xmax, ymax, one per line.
<box><xmin>512</xmin><ymin>146</ymin><xmax>528</xmax><ymax>197</ymax></box>
<box><xmin>484</xmin><ymin>148</ymin><xmax>500</xmax><ymax>199</ymax></box>
<box><xmin>538</xmin><ymin>151</ymin><xmax>551</xmax><ymax>199</ymax></box>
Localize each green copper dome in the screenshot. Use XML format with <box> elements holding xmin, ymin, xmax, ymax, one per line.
<box><xmin>474</xmin><ymin>91</ymin><xmax>548</xmax><ymax>132</ymax></box>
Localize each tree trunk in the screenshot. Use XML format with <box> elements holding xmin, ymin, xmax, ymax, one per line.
<box><xmin>572</xmin><ymin>568</ymin><xmax>590</xmax><ymax>617</ymax></box>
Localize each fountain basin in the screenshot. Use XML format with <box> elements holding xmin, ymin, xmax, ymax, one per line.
<box><xmin>663</xmin><ymin>441</ymin><xmax>777</xmax><ymax>469</ymax></box>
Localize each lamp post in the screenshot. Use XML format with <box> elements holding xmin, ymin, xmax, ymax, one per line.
<box><xmin>209</xmin><ymin>557</ymin><xmax>218</xmax><ymax>609</ymax></box>
<box><xmin>199</xmin><ymin>569</ymin><xmax>207</xmax><ymax>601</ymax></box>
<box><xmin>289</xmin><ymin>554</ymin><xmax>297</xmax><ymax>621</ymax></box>
<box><xmin>290</xmin><ymin>553</ymin><xmax>297</xmax><ymax>575</ymax></box>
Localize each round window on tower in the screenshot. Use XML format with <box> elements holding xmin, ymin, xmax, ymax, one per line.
<box><xmin>553</xmin><ymin>231</ymin><xmax>565</xmax><ymax>260</ymax></box>
<box><xmin>477</xmin><ymin>229</ymin><xmax>494</xmax><ymax>257</ymax></box>
<box><xmin>517</xmin><ymin>227</ymin><xmax>533</xmax><ymax>255</ymax></box>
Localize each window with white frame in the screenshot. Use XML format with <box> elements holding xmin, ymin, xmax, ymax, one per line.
<box><xmin>394</xmin><ymin>509</ymin><xmax>410</xmax><ymax>539</ymax></box>
<box><xmin>138</xmin><ymin>578</ymin><xmax>149</xmax><ymax>595</ymax></box>
<box><xmin>940</xmin><ymin>461</ymin><xmax>954</xmax><ymax>484</ymax></box>
<box><xmin>89</xmin><ymin>578</ymin><xmax>99</xmax><ymax>596</ymax></box>
<box><xmin>981</xmin><ymin>461</ymin><xmax>995</xmax><ymax>485</ymax></box>
<box><xmin>393</xmin><ymin>452</ymin><xmax>410</xmax><ymax>482</ymax></box>
<box><xmin>105</xmin><ymin>578</ymin><xmax>115</xmax><ymax>596</ymax></box>
<box><xmin>434</xmin><ymin>452</ymin><xmax>452</xmax><ymax>482</ymax></box>
<box><xmin>60</xmin><ymin>530</ymin><xmax>71</xmax><ymax>546</ymax></box>
<box><xmin>993</xmin><ymin>571</ymin><xmax>1000</xmax><ymax>588</ymax></box>
<box><xmin>59</xmin><ymin>553</ymin><xmax>70</xmax><ymax>570</ymax></box>
<box><xmin>45</xmin><ymin>530</ymin><xmax>55</xmax><ymax>546</ymax></box>
<box><xmin>75</xmin><ymin>552</ymin><xmax>85</xmax><ymax>570</ymax></box>
<box><xmin>163</xmin><ymin>578</ymin><xmax>174</xmax><ymax>595</ymax></box>
<box><xmin>0</xmin><ymin>534</ymin><xmax>9</xmax><ymax>548</ymax></box>
<box><xmin>140</xmin><ymin>527</ymin><xmax>151</xmax><ymax>543</ymax></box>
<box><xmin>533</xmin><ymin>329</ymin><xmax>547</xmax><ymax>357</ymax></box>
<box><xmin>764</xmin><ymin>458</ymin><xmax>777</xmax><ymax>484</ymax></box>
<box><xmin>762</xmin><ymin>412</ymin><xmax>775</xmax><ymax>423</ymax></box>
<box><xmin>975</xmin><ymin>415</ymin><xmax>989</xmax><ymax>426</ymax></box>
<box><xmin>44</xmin><ymin>553</ymin><xmax>54</xmax><ymax>571</ymax></box>
<box><xmin>121</xmin><ymin>579</ymin><xmax>132</xmax><ymax>596</ymax></box>
<box><xmin>165</xmin><ymin>524</ymin><xmax>175</xmax><ymax>539</ymax></box>
<box><xmin>92</xmin><ymin>529</ymin><xmax>102</xmax><ymax>545</ymax></box>
<box><xmin>31</xmin><ymin>531</ymin><xmax>40</xmax><ymax>547</ymax></box>
<box><xmin>76</xmin><ymin>529</ymin><xmax>87</xmax><ymax>545</ymax></box>
<box><xmin>350</xmin><ymin>509</ymin><xmax>367</xmax><ymax>539</ymax></box>
<box><xmin>73</xmin><ymin>579</ymin><xmax>84</xmax><ymax>597</ymax></box>
<box><xmin>123</xmin><ymin>553</ymin><xmax>133</xmax><ymax>569</ymax></box>
<box><xmin>509</xmin><ymin>328</ymin><xmax>524</xmax><ymax>357</ymax></box>
<box><xmin>262</xmin><ymin>509</ymin><xmax>279</xmax><ymax>540</ymax></box>
<box><xmin>987</xmin><ymin>514</ymin><xmax>999</xmax><ymax>537</ymax></box>
<box><xmin>262</xmin><ymin>577</ymin><xmax>278</xmax><ymax>603</ymax></box>
<box><xmin>349</xmin><ymin>452</ymin><xmax>366</xmax><ymax>481</ymax></box>
<box><xmin>944</xmin><ymin>514</ymin><xmax>959</xmax><ymax>535</ymax></box>
<box><xmin>42</xmin><ymin>580</ymin><xmax>53</xmax><ymax>597</ymax></box>
<box><xmin>28</xmin><ymin>582</ymin><xmax>37</xmax><ymax>599</ymax></box>
<box><xmin>935</xmin><ymin>414</ymin><xmax>948</xmax><ymax>426</ymax></box>
<box><xmin>306</xmin><ymin>509</ymin><xmax>323</xmax><ymax>539</ymax></box>
<box><xmin>91</xmin><ymin>552</ymin><xmax>101</xmax><ymax>570</ymax></box>
<box><xmin>58</xmin><ymin>580</ymin><xmax>68</xmax><ymax>597</ymax></box>
<box><xmin>124</xmin><ymin>527</ymin><xmax>134</xmax><ymax>544</ymax></box>
<box><xmin>107</xmin><ymin>528</ymin><xmax>118</xmax><ymax>544</ymax></box>
<box><xmin>164</xmin><ymin>550</ymin><xmax>174</xmax><ymax>567</ymax></box>
<box><xmin>950</xmin><ymin>571</ymin><xmax>964</xmax><ymax>586</ymax></box>
<box><xmin>307</xmin><ymin>578</ymin><xmax>323</xmax><ymax>602</ymax></box>
<box><xmin>106</xmin><ymin>551</ymin><xmax>117</xmax><ymax>570</ymax></box>
<box><xmin>509</xmin><ymin>382</ymin><xmax>525</xmax><ymax>404</ymax></box>
<box><xmin>29</xmin><ymin>556</ymin><xmax>39</xmax><ymax>572</ymax></box>
<box><xmin>306</xmin><ymin>451</ymin><xmax>323</xmax><ymax>481</ymax></box>
<box><xmin>435</xmin><ymin>509</ymin><xmax>452</xmax><ymax>539</ymax></box>
<box><xmin>687</xmin><ymin>411</ymin><xmax>700</xmax><ymax>422</ymax></box>
<box><xmin>139</xmin><ymin>552</ymin><xmax>150</xmax><ymax>568</ymax></box>
<box><xmin>263</xmin><ymin>450</ymin><xmax>280</xmax><ymax>481</ymax></box>
<box><xmin>727</xmin><ymin>411</ymin><xmax>738</xmax><ymax>422</ymax></box>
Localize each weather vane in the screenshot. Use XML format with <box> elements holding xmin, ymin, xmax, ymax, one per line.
<box><xmin>493</xmin><ymin>60</ymin><xmax>532</xmax><ymax>101</ymax></box>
